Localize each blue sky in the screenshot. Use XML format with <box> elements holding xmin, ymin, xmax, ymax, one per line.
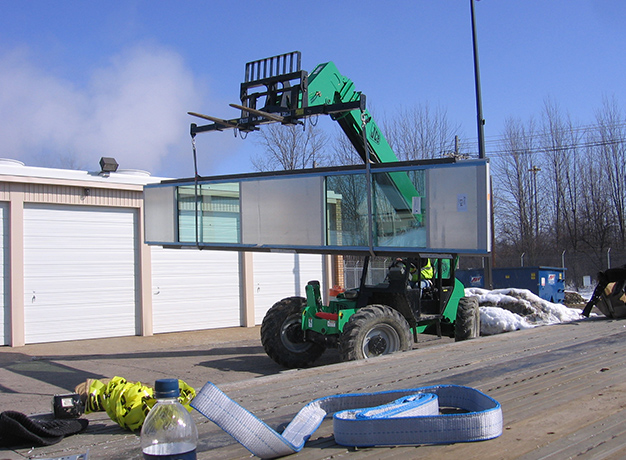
<box><xmin>1</xmin><ymin>1</ymin><xmax>624</xmax><ymax>178</ymax></box>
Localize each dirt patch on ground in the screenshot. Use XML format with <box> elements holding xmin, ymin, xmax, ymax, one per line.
<box><xmin>563</xmin><ymin>290</ymin><xmax>586</xmax><ymax>308</ymax></box>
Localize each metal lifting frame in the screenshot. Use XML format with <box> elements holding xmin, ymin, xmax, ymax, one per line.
<box><xmin>189</xmin><ymin>51</ymin><xmax>365</xmax><ymax>136</ymax></box>
<box><xmin>240</xmin><ymin>52</ymin><xmax>308</xmax><ymax>114</ymax></box>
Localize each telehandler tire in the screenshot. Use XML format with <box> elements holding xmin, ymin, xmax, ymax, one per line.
<box><xmin>339</xmin><ymin>304</ymin><xmax>411</xmax><ymax>361</ymax></box>
<box><xmin>261</xmin><ymin>296</ymin><xmax>325</xmax><ymax>368</ymax></box>
<box><xmin>455</xmin><ymin>296</ymin><xmax>480</xmax><ymax>341</ymax></box>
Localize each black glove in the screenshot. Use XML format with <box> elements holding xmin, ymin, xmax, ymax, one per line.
<box><xmin>0</xmin><ymin>410</ymin><xmax>88</xmax><ymax>447</ymax></box>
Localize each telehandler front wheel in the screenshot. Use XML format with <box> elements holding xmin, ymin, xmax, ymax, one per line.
<box><xmin>339</xmin><ymin>305</ymin><xmax>411</xmax><ymax>361</ymax></box>
<box><xmin>261</xmin><ymin>296</ymin><xmax>324</xmax><ymax>368</ymax></box>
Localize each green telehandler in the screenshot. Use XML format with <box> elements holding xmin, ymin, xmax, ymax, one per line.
<box><xmin>261</xmin><ymin>255</ymin><xmax>480</xmax><ymax>368</ymax></box>
<box><xmin>187</xmin><ymin>51</ymin><xmax>482</xmax><ymax>368</ymax></box>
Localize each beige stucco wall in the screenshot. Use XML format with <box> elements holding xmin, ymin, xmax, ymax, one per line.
<box><xmin>1</xmin><ymin>174</ymin><xmax>152</xmax><ymax>346</ymax></box>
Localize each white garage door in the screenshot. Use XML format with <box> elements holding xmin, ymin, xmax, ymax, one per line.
<box><xmin>151</xmin><ymin>247</ymin><xmax>241</xmax><ymax>333</ymax></box>
<box><xmin>23</xmin><ymin>205</ymin><xmax>137</xmax><ymax>344</ymax></box>
<box><xmin>253</xmin><ymin>253</ymin><xmax>324</xmax><ymax>324</ymax></box>
<box><xmin>0</xmin><ymin>204</ymin><xmax>7</xmax><ymax>345</ymax></box>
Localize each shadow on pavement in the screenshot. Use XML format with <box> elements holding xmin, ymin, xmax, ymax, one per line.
<box><xmin>2</xmin><ymin>358</ymin><xmax>106</xmax><ymax>392</ymax></box>
<box><xmin>19</xmin><ymin>344</ymin><xmax>267</xmax><ymax>363</ymax></box>
<box><xmin>0</xmin><ymin>345</ymin><xmax>343</xmax><ymax>393</ymax></box>
<box><xmin>197</xmin><ymin>347</ymin><xmax>342</xmax><ymax>374</ymax></box>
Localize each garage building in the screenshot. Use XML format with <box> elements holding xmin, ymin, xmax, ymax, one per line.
<box><xmin>0</xmin><ymin>159</ymin><xmax>325</xmax><ymax>347</ymax></box>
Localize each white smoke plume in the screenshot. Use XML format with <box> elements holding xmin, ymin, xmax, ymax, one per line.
<box><xmin>0</xmin><ymin>43</ymin><xmax>237</xmax><ymax>177</ymax></box>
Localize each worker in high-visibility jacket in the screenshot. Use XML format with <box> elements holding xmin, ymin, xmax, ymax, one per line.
<box><xmin>419</xmin><ymin>259</ymin><xmax>434</xmax><ymax>280</ymax></box>
<box><xmin>409</xmin><ymin>258</ymin><xmax>433</xmax><ymax>289</ymax></box>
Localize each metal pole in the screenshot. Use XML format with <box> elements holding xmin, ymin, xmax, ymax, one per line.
<box><xmin>361</xmin><ymin>111</ymin><xmax>376</xmax><ymax>258</ymax></box>
<box><xmin>470</xmin><ymin>0</ymin><xmax>492</xmax><ymax>287</ymax></box>
<box><xmin>191</xmin><ymin>132</ymin><xmax>201</xmax><ymax>248</ymax></box>
<box><xmin>529</xmin><ymin>165</ymin><xmax>541</xmax><ymax>238</ymax></box>
<box><xmin>470</xmin><ymin>0</ymin><xmax>486</xmax><ymax>160</ymax></box>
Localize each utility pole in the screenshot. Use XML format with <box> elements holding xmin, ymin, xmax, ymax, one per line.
<box><xmin>471</xmin><ymin>0</ymin><xmax>486</xmax><ymax>160</ymax></box>
<box><xmin>470</xmin><ymin>0</ymin><xmax>492</xmax><ymax>287</ymax></box>
<box><xmin>529</xmin><ymin>165</ymin><xmax>541</xmax><ymax>238</ymax></box>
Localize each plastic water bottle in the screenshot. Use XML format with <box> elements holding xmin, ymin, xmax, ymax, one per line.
<box><xmin>141</xmin><ymin>379</ymin><xmax>198</xmax><ymax>459</ymax></box>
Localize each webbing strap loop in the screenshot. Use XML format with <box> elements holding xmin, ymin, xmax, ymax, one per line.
<box><xmin>191</xmin><ymin>382</ymin><xmax>502</xmax><ymax>459</ymax></box>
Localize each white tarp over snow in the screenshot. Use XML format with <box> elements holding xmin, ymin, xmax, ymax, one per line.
<box><xmin>465</xmin><ymin>287</ymin><xmax>584</xmax><ymax>336</ymax></box>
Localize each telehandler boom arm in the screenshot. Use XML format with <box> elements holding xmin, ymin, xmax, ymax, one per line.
<box><xmin>189</xmin><ymin>51</ymin><xmax>420</xmax><ymax>220</ymax></box>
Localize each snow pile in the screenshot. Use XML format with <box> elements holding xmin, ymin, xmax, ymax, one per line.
<box><xmin>479</xmin><ymin>306</ymin><xmax>534</xmax><ymax>335</ymax></box>
<box><xmin>465</xmin><ymin>287</ymin><xmax>584</xmax><ymax>336</ymax></box>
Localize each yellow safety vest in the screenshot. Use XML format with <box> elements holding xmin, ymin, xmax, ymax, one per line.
<box><xmin>421</xmin><ymin>259</ymin><xmax>434</xmax><ymax>279</ymax></box>
<box><xmin>411</xmin><ymin>259</ymin><xmax>434</xmax><ymax>282</ymax></box>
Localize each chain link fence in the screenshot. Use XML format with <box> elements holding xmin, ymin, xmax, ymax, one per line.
<box><xmin>342</xmin><ymin>256</ymin><xmax>394</xmax><ymax>289</ymax></box>
<box><xmin>340</xmin><ymin>249</ymin><xmax>626</xmax><ymax>292</ymax></box>
<box><xmin>460</xmin><ymin>248</ymin><xmax>626</xmax><ymax>291</ymax></box>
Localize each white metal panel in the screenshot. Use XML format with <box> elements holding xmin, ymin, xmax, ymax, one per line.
<box><xmin>23</xmin><ymin>205</ymin><xmax>137</xmax><ymax>344</ymax></box>
<box><xmin>151</xmin><ymin>247</ymin><xmax>241</xmax><ymax>332</ymax></box>
<box><xmin>0</xmin><ymin>204</ymin><xmax>6</xmax><ymax>345</ymax></box>
<box><xmin>241</xmin><ymin>176</ymin><xmax>324</xmax><ymax>246</ymax></box>
<box><xmin>253</xmin><ymin>253</ymin><xmax>324</xmax><ymax>324</ymax></box>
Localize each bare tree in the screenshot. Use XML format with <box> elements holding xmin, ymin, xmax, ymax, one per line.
<box><xmin>252</xmin><ymin>122</ymin><xmax>328</xmax><ymax>171</ymax></box>
<box><xmin>382</xmin><ymin>103</ymin><xmax>464</xmax><ymax>160</ymax></box>
<box><xmin>577</xmin><ymin>148</ymin><xmax>615</xmax><ymax>264</ymax></box>
<box><xmin>592</xmin><ymin>96</ymin><xmax>626</xmax><ymax>245</ymax></box>
<box><xmin>329</xmin><ymin>125</ymin><xmax>362</xmax><ymax>166</ymax></box>
<box><xmin>484</xmin><ymin>95</ymin><xmax>626</xmax><ymax>279</ymax></box>
<box><xmin>540</xmin><ymin>99</ymin><xmax>579</xmax><ymax>250</ymax></box>
<box><xmin>493</xmin><ymin>117</ymin><xmax>540</xmax><ymax>259</ymax></box>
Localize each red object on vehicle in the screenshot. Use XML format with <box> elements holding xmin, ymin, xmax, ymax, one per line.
<box><xmin>329</xmin><ymin>285</ymin><xmax>344</xmax><ymax>298</ymax></box>
<box><xmin>315</xmin><ymin>312</ymin><xmax>339</xmax><ymax>321</ymax></box>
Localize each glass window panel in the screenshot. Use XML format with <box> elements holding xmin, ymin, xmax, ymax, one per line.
<box><xmin>372</xmin><ymin>170</ymin><xmax>426</xmax><ymax>248</ymax></box>
<box><xmin>178</xmin><ymin>183</ymin><xmax>240</xmax><ymax>244</ymax></box>
<box><xmin>325</xmin><ymin>169</ymin><xmax>426</xmax><ymax>249</ymax></box>
<box><xmin>325</xmin><ymin>174</ymin><xmax>369</xmax><ymax>247</ymax></box>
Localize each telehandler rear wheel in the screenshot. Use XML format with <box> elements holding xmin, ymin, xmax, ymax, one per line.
<box><xmin>339</xmin><ymin>304</ymin><xmax>411</xmax><ymax>361</ymax></box>
<box><xmin>261</xmin><ymin>296</ymin><xmax>325</xmax><ymax>368</ymax></box>
<box><xmin>455</xmin><ymin>296</ymin><xmax>480</xmax><ymax>341</ymax></box>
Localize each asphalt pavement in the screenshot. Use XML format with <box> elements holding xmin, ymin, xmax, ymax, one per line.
<box><xmin>0</xmin><ymin>325</ymin><xmax>450</xmax><ymax>459</ymax></box>
<box><xmin>1</xmin><ymin>326</ymin><xmax>270</xmax><ymax>416</ymax></box>
<box><xmin>2</xmin><ymin>319</ymin><xmax>625</xmax><ymax>459</ymax></box>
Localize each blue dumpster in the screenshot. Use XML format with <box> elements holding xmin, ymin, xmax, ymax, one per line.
<box><xmin>456</xmin><ymin>266</ymin><xmax>567</xmax><ymax>303</ymax></box>
<box><xmin>455</xmin><ymin>269</ymin><xmax>486</xmax><ymax>288</ymax></box>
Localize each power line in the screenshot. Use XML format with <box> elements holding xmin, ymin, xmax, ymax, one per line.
<box><xmin>486</xmin><ymin>137</ymin><xmax>625</xmax><ymax>158</ymax></box>
<box><xmin>458</xmin><ymin>120</ymin><xmax>626</xmax><ymax>158</ymax></box>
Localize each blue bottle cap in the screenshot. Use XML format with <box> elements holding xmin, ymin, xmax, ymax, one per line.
<box><xmin>154</xmin><ymin>378</ymin><xmax>180</xmax><ymax>398</ymax></box>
